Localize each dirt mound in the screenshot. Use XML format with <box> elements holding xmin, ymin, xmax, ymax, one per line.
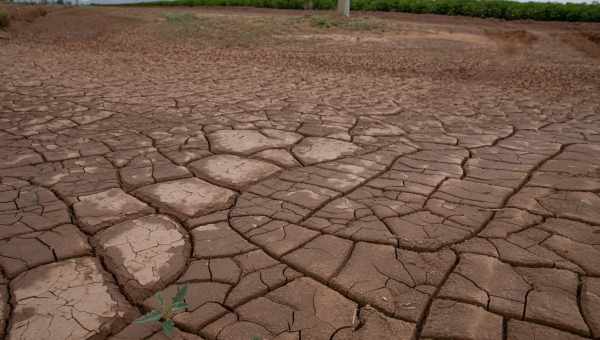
<box><xmin>484</xmin><ymin>29</ymin><xmax>538</xmax><ymax>54</ymax></box>
<box><xmin>559</xmin><ymin>31</ymin><xmax>600</xmax><ymax>58</ymax></box>
<box><xmin>1</xmin><ymin>5</ymin><xmax>48</xmax><ymax>22</ymax></box>
<box><xmin>8</xmin><ymin>7</ymin><xmax>142</xmax><ymax>47</ymax></box>
<box><xmin>582</xmin><ymin>31</ymin><xmax>600</xmax><ymax>45</ymax></box>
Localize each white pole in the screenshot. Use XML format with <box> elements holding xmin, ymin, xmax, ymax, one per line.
<box><xmin>337</xmin><ymin>0</ymin><xmax>350</xmax><ymax>16</ymax></box>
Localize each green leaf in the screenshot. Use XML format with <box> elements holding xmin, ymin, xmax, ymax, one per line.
<box><xmin>156</xmin><ymin>292</ymin><xmax>165</xmax><ymax>307</ymax></box>
<box><xmin>251</xmin><ymin>336</ymin><xmax>262</xmax><ymax>340</ymax></box>
<box><xmin>173</xmin><ymin>285</ymin><xmax>188</xmax><ymax>304</ymax></box>
<box><xmin>171</xmin><ymin>301</ymin><xmax>189</xmax><ymax>312</ymax></box>
<box><xmin>134</xmin><ymin>310</ymin><xmax>162</xmax><ymax>324</ymax></box>
<box><xmin>162</xmin><ymin>319</ymin><xmax>175</xmax><ymax>336</ymax></box>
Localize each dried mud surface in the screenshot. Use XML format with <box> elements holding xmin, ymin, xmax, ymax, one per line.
<box><xmin>1</xmin><ymin>5</ymin><xmax>600</xmax><ymax>340</ymax></box>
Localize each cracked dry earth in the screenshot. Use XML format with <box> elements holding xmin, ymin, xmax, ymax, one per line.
<box><xmin>2</xmin><ymin>6</ymin><xmax>600</xmax><ymax>340</ymax></box>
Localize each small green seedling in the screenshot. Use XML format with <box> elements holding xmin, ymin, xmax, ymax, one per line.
<box><xmin>135</xmin><ymin>285</ymin><xmax>189</xmax><ymax>336</ymax></box>
<box><xmin>251</xmin><ymin>337</ymin><xmax>262</xmax><ymax>340</ymax></box>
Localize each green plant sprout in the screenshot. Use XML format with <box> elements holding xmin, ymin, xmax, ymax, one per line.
<box><xmin>135</xmin><ymin>285</ymin><xmax>189</xmax><ymax>336</ymax></box>
<box><xmin>251</xmin><ymin>336</ymin><xmax>262</xmax><ymax>340</ymax></box>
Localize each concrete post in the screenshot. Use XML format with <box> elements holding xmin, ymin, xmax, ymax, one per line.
<box><xmin>337</xmin><ymin>0</ymin><xmax>350</xmax><ymax>17</ymax></box>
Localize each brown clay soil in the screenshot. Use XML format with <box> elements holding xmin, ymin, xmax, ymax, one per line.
<box><xmin>1</xmin><ymin>4</ymin><xmax>600</xmax><ymax>340</ymax></box>
<box><xmin>2</xmin><ymin>5</ymin><xmax>600</xmax><ymax>90</ymax></box>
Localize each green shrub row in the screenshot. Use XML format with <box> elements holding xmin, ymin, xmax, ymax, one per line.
<box><xmin>136</xmin><ymin>0</ymin><xmax>600</xmax><ymax>22</ymax></box>
<box><xmin>353</xmin><ymin>0</ymin><xmax>600</xmax><ymax>21</ymax></box>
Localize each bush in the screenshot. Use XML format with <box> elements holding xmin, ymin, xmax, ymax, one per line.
<box><xmin>0</xmin><ymin>11</ymin><xmax>9</xmax><ymax>29</ymax></box>
<box><xmin>136</xmin><ymin>0</ymin><xmax>600</xmax><ymax>22</ymax></box>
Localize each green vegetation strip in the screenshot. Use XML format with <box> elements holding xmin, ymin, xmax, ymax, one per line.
<box><xmin>134</xmin><ymin>0</ymin><xmax>600</xmax><ymax>22</ymax></box>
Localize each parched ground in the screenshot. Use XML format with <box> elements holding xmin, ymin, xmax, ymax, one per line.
<box><xmin>1</xmin><ymin>4</ymin><xmax>600</xmax><ymax>340</ymax></box>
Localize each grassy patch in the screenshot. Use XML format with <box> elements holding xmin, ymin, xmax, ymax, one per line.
<box><xmin>136</xmin><ymin>0</ymin><xmax>600</xmax><ymax>22</ymax></box>
<box><xmin>155</xmin><ymin>13</ymin><xmax>302</xmax><ymax>47</ymax></box>
<box><xmin>135</xmin><ymin>285</ymin><xmax>189</xmax><ymax>337</ymax></box>
<box><xmin>162</xmin><ymin>12</ymin><xmax>198</xmax><ymax>22</ymax></box>
<box><xmin>0</xmin><ymin>11</ymin><xmax>9</xmax><ymax>29</ymax></box>
<box><xmin>308</xmin><ymin>15</ymin><xmax>381</xmax><ymax>30</ymax></box>
<box><xmin>310</xmin><ymin>15</ymin><xmax>333</xmax><ymax>27</ymax></box>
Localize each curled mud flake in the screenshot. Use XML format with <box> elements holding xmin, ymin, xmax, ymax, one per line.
<box><xmin>94</xmin><ymin>214</ymin><xmax>190</xmax><ymax>302</ymax></box>
<box><xmin>134</xmin><ymin>178</ymin><xmax>236</xmax><ymax>220</ymax></box>
<box><xmin>190</xmin><ymin>154</ymin><xmax>281</xmax><ymax>190</ymax></box>
<box><xmin>292</xmin><ymin>137</ymin><xmax>361</xmax><ymax>165</ymax></box>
